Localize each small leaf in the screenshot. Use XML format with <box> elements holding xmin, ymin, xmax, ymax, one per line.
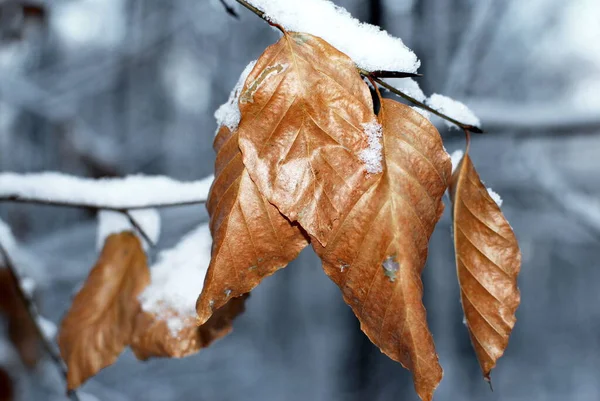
<box><xmin>313</xmin><ymin>99</ymin><xmax>449</xmax><ymax>401</ymax></box>
<box><xmin>196</xmin><ymin>126</ymin><xmax>308</xmax><ymax>325</ymax></box>
<box><xmin>58</xmin><ymin>232</ymin><xmax>149</xmax><ymax>390</ymax></box>
<box><xmin>449</xmin><ymin>148</ymin><xmax>521</xmax><ymax>380</ymax></box>
<box><xmin>237</xmin><ymin>31</ymin><xmax>377</xmax><ymax>246</ymax></box>
<box><xmin>0</xmin><ymin>269</ymin><xmax>40</xmax><ymax>368</ymax></box>
<box><xmin>131</xmin><ymin>295</ymin><xmax>247</xmax><ymax>360</ymax></box>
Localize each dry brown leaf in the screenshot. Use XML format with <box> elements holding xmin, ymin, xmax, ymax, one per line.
<box><xmin>237</xmin><ymin>31</ymin><xmax>377</xmax><ymax>246</ymax></box>
<box><xmin>0</xmin><ymin>268</ymin><xmax>40</xmax><ymax>368</ymax></box>
<box><xmin>449</xmin><ymin>146</ymin><xmax>521</xmax><ymax>380</ymax></box>
<box><xmin>196</xmin><ymin>125</ymin><xmax>308</xmax><ymax>325</ymax></box>
<box><xmin>312</xmin><ymin>99</ymin><xmax>449</xmax><ymax>401</ymax></box>
<box><xmin>58</xmin><ymin>232</ymin><xmax>149</xmax><ymax>390</ymax></box>
<box><xmin>131</xmin><ymin>295</ymin><xmax>247</xmax><ymax>360</ymax></box>
<box><xmin>0</xmin><ymin>367</ymin><xmax>12</xmax><ymax>401</ymax></box>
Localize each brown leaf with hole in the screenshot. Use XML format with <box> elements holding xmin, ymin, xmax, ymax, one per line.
<box><xmin>132</xmin><ymin>294</ymin><xmax>247</xmax><ymax>360</ymax></box>
<box><xmin>0</xmin><ymin>367</ymin><xmax>12</xmax><ymax>401</ymax></box>
<box><xmin>0</xmin><ymin>268</ymin><xmax>39</xmax><ymax>368</ymax></box>
<box><xmin>312</xmin><ymin>99</ymin><xmax>449</xmax><ymax>401</ymax></box>
<box><xmin>196</xmin><ymin>125</ymin><xmax>308</xmax><ymax>325</ymax></box>
<box><xmin>237</xmin><ymin>31</ymin><xmax>377</xmax><ymax>246</ymax></box>
<box><xmin>449</xmin><ymin>149</ymin><xmax>521</xmax><ymax>380</ymax></box>
<box><xmin>58</xmin><ymin>232</ymin><xmax>149</xmax><ymax>390</ymax></box>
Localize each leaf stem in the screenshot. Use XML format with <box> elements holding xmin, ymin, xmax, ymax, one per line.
<box><xmin>0</xmin><ymin>244</ymin><xmax>80</xmax><ymax>401</ymax></box>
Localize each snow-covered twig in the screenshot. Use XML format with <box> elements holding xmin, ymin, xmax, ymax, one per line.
<box><xmin>0</xmin><ymin>173</ymin><xmax>212</xmax><ymax>211</ymax></box>
<box><xmin>367</xmin><ymin>75</ymin><xmax>484</xmax><ymax>133</ymax></box>
<box><xmin>0</xmin><ymin>243</ymin><xmax>80</xmax><ymax>401</ymax></box>
<box><xmin>232</xmin><ymin>0</ymin><xmax>483</xmax><ymax>133</ymax></box>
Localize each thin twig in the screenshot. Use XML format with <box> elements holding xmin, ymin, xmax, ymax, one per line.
<box><xmin>123</xmin><ymin>211</ymin><xmax>157</xmax><ymax>249</ymax></box>
<box><xmin>218</xmin><ymin>0</ymin><xmax>239</xmax><ymax>19</ymax></box>
<box><xmin>367</xmin><ymin>74</ymin><xmax>484</xmax><ymax>133</ymax></box>
<box><xmin>0</xmin><ymin>196</ymin><xmax>206</xmax><ymax>210</ymax></box>
<box><xmin>233</xmin><ymin>0</ymin><xmax>484</xmax><ymax>133</ymax></box>
<box><xmin>0</xmin><ymin>244</ymin><xmax>80</xmax><ymax>401</ymax></box>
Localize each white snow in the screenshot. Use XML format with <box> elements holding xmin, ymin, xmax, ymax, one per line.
<box><xmin>139</xmin><ymin>224</ymin><xmax>212</xmax><ymax>336</ymax></box>
<box><xmin>450</xmin><ymin>149</ymin><xmax>464</xmax><ymax>173</ymax></box>
<box><xmin>20</xmin><ymin>277</ymin><xmax>36</xmax><ymax>297</ymax></box>
<box><xmin>487</xmin><ymin>188</ymin><xmax>503</xmax><ymax>207</ymax></box>
<box><xmin>359</xmin><ymin>121</ymin><xmax>384</xmax><ymax>174</ymax></box>
<box><xmin>426</xmin><ymin>94</ymin><xmax>481</xmax><ymax>129</ymax></box>
<box><xmin>214</xmin><ymin>60</ymin><xmax>257</xmax><ymax>132</ymax></box>
<box><xmin>412</xmin><ymin>106</ymin><xmax>431</xmax><ymax>120</ymax></box>
<box><xmin>246</xmin><ymin>0</ymin><xmax>420</xmax><ymax>73</ymax></box>
<box><xmin>385</xmin><ymin>78</ymin><xmax>426</xmax><ymax>102</ymax></box>
<box><xmin>96</xmin><ymin>209</ymin><xmax>161</xmax><ymax>250</ymax></box>
<box><xmin>0</xmin><ymin>172</ymin><xmax>213</xmax><ymax>209</ymax></box>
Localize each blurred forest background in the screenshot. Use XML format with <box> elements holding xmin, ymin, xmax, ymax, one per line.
<box><xmin>1</xmin><ymin>0</ymin><xmax>600</xmax><ymax>400</ymax></box>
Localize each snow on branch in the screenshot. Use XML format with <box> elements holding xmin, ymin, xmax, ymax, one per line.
<box><xmin>426</xmin><ymin>94</ymin><xmax>481</xmax><ymax>130</ymax></box>
<box><xmin>244</xmin><ymin>0</ymin><xmax>420</xmax><ymax>73</ymax></box>
<box><xmin>139</xmin><ymin>224</ymin><xmax>212</xmax><ymax>336</ymax></box>
<box><xmin>0</xmin><ymin>172</ymin><xmax>213</xmax><ymax>210</ymax></box>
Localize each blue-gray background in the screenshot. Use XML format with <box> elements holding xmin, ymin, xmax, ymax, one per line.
<box><xmin>1</xmin><ymin>0</ymin><xmax>599</xmax><ymax>400</ymax></box>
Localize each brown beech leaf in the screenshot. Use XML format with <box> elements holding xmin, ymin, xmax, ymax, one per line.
<box><xmin>58</xmin><ymin>232</ymin><xmax>149</xmax><ymax>390</ymax></box>
<box><xmin>132</xmin><ymin>295</ymin><xmax>247</xmax><ymax>360</ymax></box>
<box><xmin>237</xmin><ymin>31</ymin><xmax>377</xmax><ymax>246</ymax></box>
<box><xmin>449</xmin><ymin>147</ymin><xmax>521</xmax><ymax>381</ymax></box>
<box><xmin>312</xmin><ymin>99</ymin><xmax>449</xmax><ymax>401</ymax></box>
<box><xmin>0</xmin><ymin>268</ymin><xmax>39</xmax><ymax>368</ymax></box>
<box><xmin>196</xmin><ymin>126</ymin><xmax>308</xmax><ymax>325</ymax></box>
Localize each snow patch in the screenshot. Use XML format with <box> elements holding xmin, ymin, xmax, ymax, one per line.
<box><xmin>359</xmin><ymin>121</ymin><xmax>384</xmax><ymax>174</ymax></box>
<box><xmin>450</xmin><ymin>149</ymin><xmax>464</xmax><ymax>173</ymax></box>
<box><xmin>487</xmin><ymin>187</ymin><xmax>503</xmax><ymax>207</ymax></box>
<box><xmin>139</xmin><ymin>224</ymin><xmax>212</xmax><ymax>336</ymax></box>
<box><xmin>96</xmin><ymin>209</ymin><xmax>161</xmax><ymax>250</ymax></box>
<box><xmin>247</xmin><ymin>0</ymin><xmax>419</xmax><ymax>73</ymax></box>
<box><xmin>412</xmin><ymin>106</ymin><xmax>431</xmax><ymax>120</ymax></box>
<box><xmin>214</xmin><ymin>60</ymin><xmax>257</xmax><ymax>132</ymax></box>
<box><xmin>36</xmin><ymin>316</ymin><xmax>57</xmax><ymax>339</ymax></box>
<box><xmin>427</xmin><ymin>94</ymin><xmax>481</xmax><ymax>129</ymax></box>
<box><xmin>0</xmin><ymin>172</ymin><xmax>213</xmax><ymax>209</ymax></box>
<box><xmin>385</xmin><ymin>78</ymin><xmax>426</xmax><ymax>102</ymax></box>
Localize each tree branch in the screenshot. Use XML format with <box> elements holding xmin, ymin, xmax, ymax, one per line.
<box><xmin>0</xmin><ymin>196</ymin><xmax>205</xmax><ymax>210</ymax></box>
<box><xmin>232</xmin><ymin>0</ymin><xmax>483</xmax><ymax>134</ymax></box>
<box><xmin>0</xmin><ymin>244</ymin><xmax>80</xmax><ymax>401</ymax></box>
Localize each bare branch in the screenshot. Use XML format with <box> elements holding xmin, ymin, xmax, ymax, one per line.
<box><xmin>0</xmin><ymin>196</ymin><xmax>205</xmax><ymax>211</ymax></box>
<box><xmin>0</xmin><ymin>244</ymin><xmax>80</xmax><ymax>401</ymax></box>
<box><xmin>123</xmin><ymin>211</ymin><xmax>157</xmax><ymax>249</ymax></box>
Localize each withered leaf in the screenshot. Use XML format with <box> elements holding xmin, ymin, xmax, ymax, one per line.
<box><xmin>237</xmin><ymin>31</ymin><xmax>377</xmax><ymax>246</ymax></box>
<box><xmin>58</xmin><ymin>232</ymin><xmax>149</xmax><ymax>390</ymax></box>
<box><xmin>196</xmin><ymin>126</ymin><xmax>308</xmax><ymax>325</ymax></box>
<box><xmin>313</xmin><ymin>99</ymin><xmax>449</xmax><ymax>401</ymax></box>
<box><xmin>131</xmin><ymin>295</ymin><xmax>247</xmax><ymax>360</ymax></box>
<box><xmin>0</xmin><ymin>268</ymin><xmax>39</xmax><ymax>368</ymax></box>
<box><xmin>449</xmin><ymin>148</ymin><xmax>521</xmax><ymax>380</ymax></box>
